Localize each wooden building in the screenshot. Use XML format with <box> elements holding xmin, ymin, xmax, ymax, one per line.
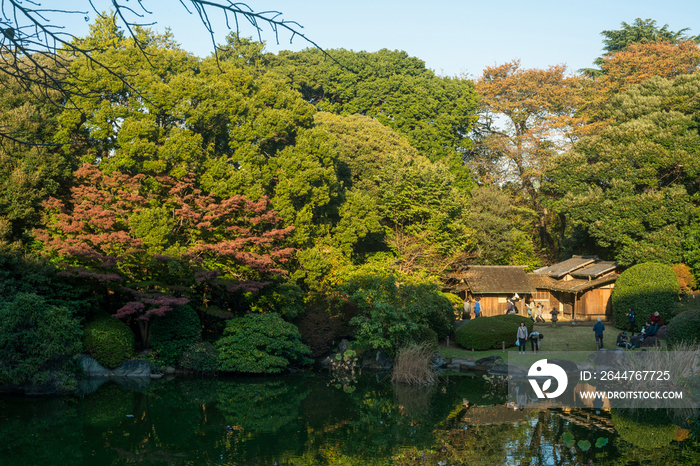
<box><xmin>448</xmin><ymin>266</ymin><xmax>536</xmax><ymax>317</ymax></box>
<box><xmin>530</xmin><ymin>256</ymin><xmax>619</xmax><ymax>321</ymax></box>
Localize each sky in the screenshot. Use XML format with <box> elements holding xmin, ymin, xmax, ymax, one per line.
<box><xmin>52</xmin><ymin>1</ymin><xmax>700</xmax><ymax>77</ymax></box>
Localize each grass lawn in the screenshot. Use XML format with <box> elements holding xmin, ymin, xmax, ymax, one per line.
<box><xmin>439</xmin><ymin>322</ymin><xmax>661</xmax><ymax>360</ymax></box>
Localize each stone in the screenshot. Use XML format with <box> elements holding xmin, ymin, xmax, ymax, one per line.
<box><xmin>79</xmin><ymin>354</ymin><xmax>112</xmax><ymax>378</ymax></box>
<box><xmin>431</xmin><ymin>353</ymin><xmax>448</xmax><ymax>369</ymax></box>
<box><xmin>361</xmin><ymin>349</ymin><xmax>393</xmax><ymax>370</ymax></box>
<box><xmin>446</xmin><ymin>357</ymin><xmax>475</xmax><ymax>372</ymax></box>
<box><xmin>473</xmin><ymin>355</ymin><xmax>504</xmax><ymax>371</ymax></box>
<box><xmin>590</xmin><ymin>349</ymin><xmax>627</xmax><ymax>370</ymax></box>
<box><xmin>548</xmin><ymin>358</ymin><xmax>579</xmax><ymax>375</ymax></box>
<box><xmin>164</xmin><ymin>366</ymin><xmax>176</xmax><ymax>375</ymax></box>
<box><xmin>112</xmin><ymin>360</ymin><xmax>151</xmax><ymax>377</ymax></box>
<box><xmin>338</xmin><ymin>339</ymin><xmax>351</xmax><ymax>355</ymax></box>
<box><xmin>656</xmin><ymin>325</ymin><xmax>667</xmax><ymax>340</ymax></box>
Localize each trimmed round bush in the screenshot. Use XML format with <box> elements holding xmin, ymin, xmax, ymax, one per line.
<box><xmin>216</xmin><ymin>312</ymin><xmax>312</xmax><ymax>374</ymax></box>
<box><xmin>83</xmin><ymin>315</ymin><xmax>135</xmax><ymax>369</ymax></box>
<box><xmin>612</xmin><ymin>262</ymin><xmax>679</xmax><ymax>329</ymax></box>
<box><xmin>666</xmin><ymin>310</ymin><xmax>700</xmax><ymax>348</ymax></box>
<box><xmin>180</xmin><ymin>342</ymin><xmax>218</xmax><ymax>373</ymax></box>
<box><xmin>455</xmin><ymin>315</ymin><xmax>533</xmax><ymax>350</ymax></box>
<box><xmin>150</xmin><ymin>305</ymin><xmax>201</xmax><ymax>365</ymax></box>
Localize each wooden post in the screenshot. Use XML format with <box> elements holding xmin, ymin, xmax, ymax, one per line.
<box><xmin>502</xmin><ymin>341</ymin><xmax>505</xmax><ymax>353</ymax></box>
<box><xmin>566</xmin><ymin>342</ymin><xmax>569</xmax><ymax>352</ymax></box>
<box><xmin>446</xmin><ymin>336</ymin><xmax>450</xmax><ymax>347</ymax></box>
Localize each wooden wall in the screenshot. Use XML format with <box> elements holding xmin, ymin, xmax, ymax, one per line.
<box><xmin>576</xmin><ymin>288</ymin><xmax>613</xmax><ymax>321</ymax></box>
<box><xmin>531</xmin><ymin>287</ymin><xmax>614</xmax><ymax>321</ymax></box>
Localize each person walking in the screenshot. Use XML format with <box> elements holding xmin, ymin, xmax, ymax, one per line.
<box><xmin>626</xmin><ymin>307</ymin><xmax>636</xmax><ymax>335</ymax></box>
<box><xmin>535</xmin><ymin>303</ymin><xmax>544</xmax><ymax>323</ymax></box>
<box><xmin>517</xmin><ymin>321</ymin><xmax>528</xmax><ymax>354</ymax></box>
<box><xmin>593</xmin><ymin>317</ymin><xmax>605</xmax><ymax>350</ymax></box>
<box><xmin>529</xmin><ymin>330</ymin><xmax>542</xmax><ymax>353</ymax></box>
<box><xmin>473</xmin><ymin>298</ymin><xmax>481</xmax><ymax>318</ymax></box>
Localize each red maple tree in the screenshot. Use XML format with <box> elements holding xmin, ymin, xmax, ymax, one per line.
<box><xmin>36</xmin><ymin>164</ymin><xmax>294</xmax><ymax>345</ymax></box>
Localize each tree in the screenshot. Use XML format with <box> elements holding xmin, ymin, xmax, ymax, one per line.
<box><xmin>467</xmin><ymin>185</ymin><xmax>541</xmax><ymax>269</ymax></box>
<box><xmin>36</xmin><ymin>164</ymin><xmax>294</xmax><ymax>346</ymax></box>
<box><xmin>472</xmin><ymin>60</ymin><xmax>586</xmax><ymax>252</ymax></box>
<box><xmin>0</xmin><ymin>57</ymin><xmax>73</xmax><ymax>245</ymax></box>
<box><xmin>579</xmin><ymin>19</ymin><xmax>700</xmax><ymax>123</ymax></box>
<box><xmin>585</xmin><ymin>41</ymin><xmax>700</xmax><ymax>119</ymax></box>
<box><xmin>581</xmin><ymin>18</ymin><xmax>700</xmax><ymax>77</ymax></box>
<box><xmin>0</xmin><ymin>2</ymin><xmax>319</xmax><ymax>142</ymax></box>
<box><xmin>268</xmin><ymin>48</ymin><xmax>479</xmax><ymax>184</ymax></box>
<box><xmin>545</xmin><ymin>74</ymin><xmax>700</xmax><ymax>266</ymax></box>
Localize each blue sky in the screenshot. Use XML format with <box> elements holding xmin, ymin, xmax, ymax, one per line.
<box><xmin>56</xmin><ymin>1</ymin><xmax>700</xmax><ymax>77</ymax></box>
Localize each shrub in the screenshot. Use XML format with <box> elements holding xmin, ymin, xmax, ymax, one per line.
<box><xmin>216</xmin><ymin>312</ymin><xmax>313</xmax><ymax>373</ymax></box>
<box><xmin>392</xmin><ymin>343</ymin><xmax>437</xmax><ymax>385</ymax></box>
<box><xmin>413</xmin><ymin>325</ymin><xmax>438</xmax><ymax>349</ymax></box>
<box><xmin>611</xmin><ymin>262</ymin><xmax>679</xmax><ymax>328</ymax></box>
<box><xmin>83</xmin><ymin>315</ymin><xmax>135</xmax><ymax>369</ymax></box>
<box><xmin>180</xmin><ymin>342</ymin><xmax>218</xmax><ymax>373</ymax></box>
<box><xmin>455</xmin><ymin>315</ymin><xmax>533</xmax><ymax>350</ymax></box>
<box><xmin>0</xmin><ymin>293</ymin><xmax>83</xmax><ymax>392</ymax></box>
<box><xmin>666</xmin><ymin>310</ymin><xmax>700</xmax><ymax>348</ymax></box>
<box><xmin>149</xmin><ymin>305</ymin><xmax>201</xmax><ymax>365</ymax></box>
<box><xmin>345</xmin><ymin>273</ymin><xmax>454</xmax><ymax>351</ymax></box>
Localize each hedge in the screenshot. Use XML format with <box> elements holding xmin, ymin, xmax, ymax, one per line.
<box><xmin>455</xmin><ymin>315</ymin><xmax>533</xmax><ymax>350</ymax></box>
<box><xmin>611</xmin><ymin>262</ymin><xmax>679</xmax><ymax>329</ymax></box>
<box><xmin>666</xmin><ymin>310</ymin><xmax>700</xmax><ymax>348</ymax></box>
<box><xmin>83</xmin><ymin>315</ymin><xmax>134</xmax><ymax>369</ymax></box>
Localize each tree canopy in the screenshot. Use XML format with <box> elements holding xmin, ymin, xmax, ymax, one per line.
<box><xmin>545</xmin><ymin>74</ymin><xmax>700</xmax><ymax>266</ymax></box>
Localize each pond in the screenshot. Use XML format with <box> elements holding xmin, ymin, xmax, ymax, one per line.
<box><xmin>1</xmin><ymin>373</ymin><xmax>698</xmax><ymax>465</ymax></box>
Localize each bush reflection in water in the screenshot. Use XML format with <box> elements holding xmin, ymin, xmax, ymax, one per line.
<box><xmin>1</xmin><ymin>374</ymin><xmax>699</xmax><ymax>465</ymax></box>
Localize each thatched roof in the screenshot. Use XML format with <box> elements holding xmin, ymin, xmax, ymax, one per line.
<box><xmin>449</xmin><ymin>266</ymin><xmax>536</xmax><ymax>294</ymax></box>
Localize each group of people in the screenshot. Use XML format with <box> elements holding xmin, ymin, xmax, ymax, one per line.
<box><xmin>516</xmin><ymin>321</ymin><xmax>543</xmax><ymax>354</ymax></box>
<box><xmin>594</xmin><ymin>307</ymin><xmax>665</xmax><ymax>350</ymax></box>
<box><xmin>463</xmin><ymin>296</ymin><xmax>548</xmax><ymax>322</ymax></box>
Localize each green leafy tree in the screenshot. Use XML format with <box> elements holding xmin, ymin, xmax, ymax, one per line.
<box><xmin>0</xmin><ymin>293</ymin><xmax>83</xmax><ymax>392</ymax></box>
<box><xmin>546</xmin><ymin>75</ymin><xmax>700</xmax><ymax>265</ymax></box>
<box><xmin>341</xmin><ymin>261</ymin><xmax>455</xmax><ymax>351</ymax></box>
<box><xmin>216</xmin><ymin>312</ymin><xmax>312</xmax><ymax>373</ymax></box>
<box><xmin>0</xmin><ymin>56</ymin><xmax>73</xmax><ymax>245</ymax></box>
<box><xmin>268</xmin><ymin>48</ymin><xmax>479</xmax><ymax>183</ymax></box>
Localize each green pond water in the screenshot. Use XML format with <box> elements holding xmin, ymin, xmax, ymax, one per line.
<box><xmin>1</xmin><ymin>373</ymin><xmax>698</xmax><ymax>465</ymax></box>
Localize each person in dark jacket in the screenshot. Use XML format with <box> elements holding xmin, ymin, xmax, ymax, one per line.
<box><xmin>626</xmin><ymin>307</ymin><xmax>636</xmax><ymax>335</ymax></box>
<box><xmin>593</xmin><ymin>318</ymin><xmax>605</xmax><ymax>350</ymax></box>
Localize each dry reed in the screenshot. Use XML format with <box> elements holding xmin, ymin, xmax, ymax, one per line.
<box><xmin>391</xmin><ymin>343</ymin><xmax>437</xmax><ymax>385</ymax></box>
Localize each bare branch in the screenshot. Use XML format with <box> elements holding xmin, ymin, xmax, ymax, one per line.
<box><xmin>0</xmin><ymin>1</ymin><xmax>338</xmax><ymax>144</ymax></box>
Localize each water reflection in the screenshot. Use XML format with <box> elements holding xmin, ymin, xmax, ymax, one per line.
<box><xmin>0</xmin><ymin>374</ymin><xmax>698</xmax><ymax>465</ymax></box>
